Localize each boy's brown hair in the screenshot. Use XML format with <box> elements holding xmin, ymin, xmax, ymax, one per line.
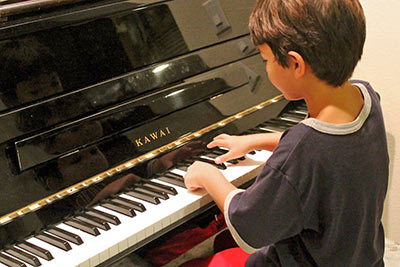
<box><xmin>249</xmin><ymin>0</ymin><xmax>366</xmax><ymax>86</ymax></box>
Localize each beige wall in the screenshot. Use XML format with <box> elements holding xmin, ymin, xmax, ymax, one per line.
<box><xmin>352</xmin><ymin>0</ymin><xmax>400</xmax><ymax>242</ymax></box>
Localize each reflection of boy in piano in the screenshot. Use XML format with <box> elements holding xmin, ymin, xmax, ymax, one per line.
<box><xmin>184</xmin><ymin>0</ymin><xmax>389</xmax><ymax>266</ymax></box>
<box><xmin>0</xmin><ymin>37</ymin><xmax>63</xmax><ymax>108</ymax></box>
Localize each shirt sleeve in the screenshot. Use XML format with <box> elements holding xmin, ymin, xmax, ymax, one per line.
<box><xmin>224</xmin><ymin>164</ymin><xmax>304</xmax><ymax>253</ymax></box>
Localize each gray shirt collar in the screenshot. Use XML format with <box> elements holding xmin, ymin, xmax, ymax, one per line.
<box><xmin>300</xmin><ymin>83</ymin><xmax>371</xmax><ymax>135</ymax></box>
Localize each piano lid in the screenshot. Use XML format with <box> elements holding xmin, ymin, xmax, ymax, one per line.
<box><xmin>0</xmin><ymin>0</ymin><xmax>165</xmax><ymax>19</ymax></box>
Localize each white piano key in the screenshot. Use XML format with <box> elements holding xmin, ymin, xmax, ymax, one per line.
<box><xmin>116</xmin><ymin>196</ymin><xmax>169</xmax><ymax>239</ymax></box>
<box><xmin>89</xmin><ymin>253</ymin><xmax>100</xmax><ymax>267</ymax></box>
<box><xmin>53</xmin><ymin>223</ymin><xmax>114</xmax><ymax>267</ymax></box>
<box><xmin>199</xmin><ymin>155</ymin><xmax>215</xmax><ymax>160</ymax></box>
<box><xmin>98</xmin><ymin>249</ymin><xmax>109</xmax><ymax>264</ymax></box>
<box><xmin>109</xmin><ymin>243</ymin><xmax>119</xmax><ymax>258</ymax></box>
<box><xmin>79</xmin><ymin>260</ymin><xmax>89</xmax><ymax>267</ymax></box>
<box><xmin>61</xmin><ymin>223</ymin><xmax>112</xmax><ymax>265</ymax></box>
<box><xmin>54</xmin><ymin>223</ymin><xmax>103</xmax><ymax>266</ymax></box>
<box><xmin>169</xmin><ymin>168</ymin><xmax>186</xmax><ymax>177</ymax></box>
<box><xmin>118</xmin><ymin>238</ymin><xmax>128</xmax><ymax>253</ymax></box>
<box><xmin>127</xmin><ymin>233</ymin><xmax>138</xmax><ymax>247</ymax></box>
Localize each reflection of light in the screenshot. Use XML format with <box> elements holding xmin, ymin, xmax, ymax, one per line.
<box><xmin>210</xmin><ymin>94</ymin><xmax>223</xmax><ymax>100</ymax></box>
<box><xmin>166</xmin><ymin>89</ymin><xmax>184</xmax><ymax>98</ymax></box>
<box><xmin>152</xmin><ymin>64</ymin><xmax>169</xmax><ymax>73</ymax></box>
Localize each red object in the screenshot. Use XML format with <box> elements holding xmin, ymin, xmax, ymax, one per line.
<box><xmin>143</xmin><ymin>213</ymin><xmax>227</xmax><ymax>266</ymax></box>
<box><xmin>180</xmin><ymin>247</ymin><xmax>251</xmax><ymax>267</ymax></box>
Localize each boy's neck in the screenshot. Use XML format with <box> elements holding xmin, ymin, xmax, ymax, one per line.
<box><xmin>303</xmin><ymin>80</ymin><xmax>364</xmax><ymax>124</ymax></box>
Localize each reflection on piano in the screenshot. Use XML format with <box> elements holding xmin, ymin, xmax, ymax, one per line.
<box><xmin>0</xmin><ymin>0</ymin><xmax>307</xmax><ymax>266</ymax></box>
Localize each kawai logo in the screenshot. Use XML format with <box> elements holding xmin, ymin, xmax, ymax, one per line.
<box><xmin>135</xmin><ymin>127</ymin><xmax>171</xmax><ymax>147</ymax></box>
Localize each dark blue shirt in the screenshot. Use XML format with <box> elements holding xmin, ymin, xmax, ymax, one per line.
<box><xmin>224</xmin><ymin>80</ymin><xmax>389</xmax><ymax>266</ymax></box>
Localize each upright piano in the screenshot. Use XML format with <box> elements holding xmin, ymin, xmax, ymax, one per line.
<box><xmin>0</xmin><ymin>0</ymin><xmax>307</xmax><ymax>266</ymax></box>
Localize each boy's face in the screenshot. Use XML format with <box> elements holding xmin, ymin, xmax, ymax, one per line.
<box><xmin>258</xmin><ymin>44</ymin><xmax>301</xmax><ymax>100</ymax></box>
<box><xmin>16</xmin><ymin>71</ymin><xmax>63</xmax><ymax>103</ymax></box>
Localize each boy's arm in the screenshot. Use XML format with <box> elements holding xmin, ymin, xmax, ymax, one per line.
<box><xmin>184</xmin><ymin>161</ymin><xmax>235</xmax><ymax>212</ymax></box>
<box><xmin>207</xmin><ymin>132</ymin><xmax>283</xmax><ymax>164</ymax></box>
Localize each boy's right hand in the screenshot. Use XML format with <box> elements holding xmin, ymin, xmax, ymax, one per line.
<box><xmin>207</xmin><ymin>134</ymin><xmax>252</xmax><ymax>164</ymax></box>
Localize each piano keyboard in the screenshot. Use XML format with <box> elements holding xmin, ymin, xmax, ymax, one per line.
<box><xmin>0</xmin><ymin>150</ymin><xmax>270</xmax><ymax>267</ymax></box>
<box><xmin>0</xmin><ymin>107</ymin><xmax>306</xmax><ymax>267</ymax></box>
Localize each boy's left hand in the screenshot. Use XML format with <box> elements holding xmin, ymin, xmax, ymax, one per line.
<box><xmin>184</xmin><ymin>161</ymin><xmax>221</xmax><ymax>191</ymax></box>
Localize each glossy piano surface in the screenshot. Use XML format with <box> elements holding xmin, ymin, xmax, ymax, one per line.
<box><xmin>0</xmin><ymin>0</ymin><xmax>304</xmax><ymax>266</ymax></box>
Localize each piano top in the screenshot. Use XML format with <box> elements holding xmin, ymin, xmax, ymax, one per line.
<box><xmin>0</xmin><ymin>0</ymin><xmax>289</xmax><ymax>250</ymax></box>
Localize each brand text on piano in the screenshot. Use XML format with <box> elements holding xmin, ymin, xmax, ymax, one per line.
<box><xmin>135</xmin><ymin>127</ymin><xmax>172</xmax><ymax>147</ymax></box>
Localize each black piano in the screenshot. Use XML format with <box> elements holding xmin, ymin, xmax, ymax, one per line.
<box><xmin>0</xmin><ymin>0</ymin><xmax>307</xmax><ymax>266</ymax></box>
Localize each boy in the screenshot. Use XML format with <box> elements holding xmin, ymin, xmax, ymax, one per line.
<box><xmin>184</xmin><ymin>0</ymin><xmax>389</xmax><ymax>266</ymax></box>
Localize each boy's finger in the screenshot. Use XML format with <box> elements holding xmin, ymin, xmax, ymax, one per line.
<box><xmin>215</xmin><ymin>151</ymin><xmax>233</xmax><ymax>164</ymax></box>
<box><xmin>213</xmin><ymin>134</ymin><xmax>229</xmax><ymax>140</ymax></box>
<box><xmin>207</xmin><ymin>139</ymin><xmax>227</xmax><ymax>149</ymax></box>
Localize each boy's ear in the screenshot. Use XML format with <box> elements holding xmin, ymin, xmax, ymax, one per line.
<box><xmin>288</xmin><ymin>51</ymin><xmax>306</xmax><ymax>79</ymax></box>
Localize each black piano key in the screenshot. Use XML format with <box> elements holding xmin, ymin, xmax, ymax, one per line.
<box><xmin>134</xmin><ymin>185</ymin><xmax>169</xmax><ymax>200</ymax></box>
<box><xmin>47</xmin><ymin>226</ymin><xmax>83</xmax><ymax>245</ymax></box>
<box><xmin>228</xmin><ymin>159</ymin><xmax>239</xmax><ymax>164</ymax></box>
<box><xmin>269</xmin><ymin>118</ymin><xmax>296</xmax><ymax>127</ymax></box>
<box><xmin>241</xmin><ymin>128</ymin><xmax>260</xmax><ymax>134</ymax></box>
<box><xmin>211</xmin><ymin>147</ymin><xmax>230</xmax><ymax>155</ymax></box>
<box><xmin>74</xmin><ymin>214</ymin><xmax>110</xmax><ymax>231</ymax></box>
<box><xmin>278</xmin><ymin>113</ymin><xmax>304</xmax><ymax>123</ymax></box>
<box><xmin>64</xmin><ymin>218</ymin><xmax>100</xmax><ymax>236</ymax></box>
<box><xmin>210</xmin><ymin>148</ymin><xmax>246</xmax><ymax>161</ymax></box>
<box><xmin>164</xmin><ymin>171</ymin><xmax>184</xmax><ymax>179</ymax></box>
<box><xmin>212</xmin><ymin>148</ymin><xmax>246</xmax><ymax>160</ymax></box>
<box><xmin>203</xmin><ymin>152</ymin><xmax>218</xmax><ymax>158</ymax></box>
<box><xmin>256</xmin><ymin>125</ymin><xmax>280</xmax><ymax>133</ymax></box>
<box><xmin>287</xmin><ymin>107</ymin><xmax>307</xmax><ymax>115</ymax></box>
<box><xmin>192</xmin><ymin>157</ymin><xmax>227</xmax><ymax>170</ymax></box>
<box><xmin>4</xmin><ymin>247</ymin><xmax>41</xmax><ymax>267</ymax></box>
<box><xmin>35</xmin><ymin>233</ymin><xmax>72</xmax><ymax>251</ymax></box>
<box><xmin>142</xmin><ymin>180</ymin><xmax>178</xmax><ymax>195</ymax></box>
<box><xmin>100</xmin><ymin>201</ymin><xmax>136</xmax><ymax>217</ymax></box>
<box><xmin>125</xmin><ymin>189</ymin><xmax>160</xmax><ymax>205</ymax></box>
<box><xmin>0</xmin><ymin>252</ymin><xmax>26</xmax><ymax>267</ymax></box>
<box><xmin>176</xmin><ymin>164</ymin><xmax>189</xmax><ymax>171</ymax></box>
<box><xmin>16</xmin><ymin>241</ymin><xmax>53</xmax><ymax>261</ymax></box>
<box><xmin>85</xmin><ymin>208</ymin><xmax>121</xmax><ymax>225</ymax></box>
<box><xmin>256</xmin><ymin>124</ymin><xmax>279</xmax><ymax>133</ymax></box>
<box><xmin>260</xmin><ymin>121</ymin><xmax>282</xmax><ymax>126</ymax></box>
<box><xmin>110</xmin><ymin>196</ymin><xmax>146</xmax><ymax>212</ymax></box>
<box><xmin>241</xmin><ymin>130</ymin><xmax>253</xmax><ymax>135</ymax></box>
<box><xmin>183</xmin><ymin>159</ymin><xmax>195</xmax><ymax>165</ymax></box>
<box><xmin>204</xmin><ymin>153</ymin><xmax>239</xmax><ymax>164</ymax></box>
<box><xmin>155</xmin><ymin>176</ymin><xmax>186</xmax><ymax>188</ymax></box>
<box><xmin>258</xmin><ymin>122</ymin><xmax>287</xmax><ymax>132</ymax></box>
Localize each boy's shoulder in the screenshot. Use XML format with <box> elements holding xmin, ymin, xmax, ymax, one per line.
<box><xmin>267</xmin><ymin>79</ymin><xmax>385</xmax><ymax>174</ymax></box>
<box><xmin>266</xmin><ymin>122</ymin><xmax>313</xmax><ymax>170</ymax></box>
